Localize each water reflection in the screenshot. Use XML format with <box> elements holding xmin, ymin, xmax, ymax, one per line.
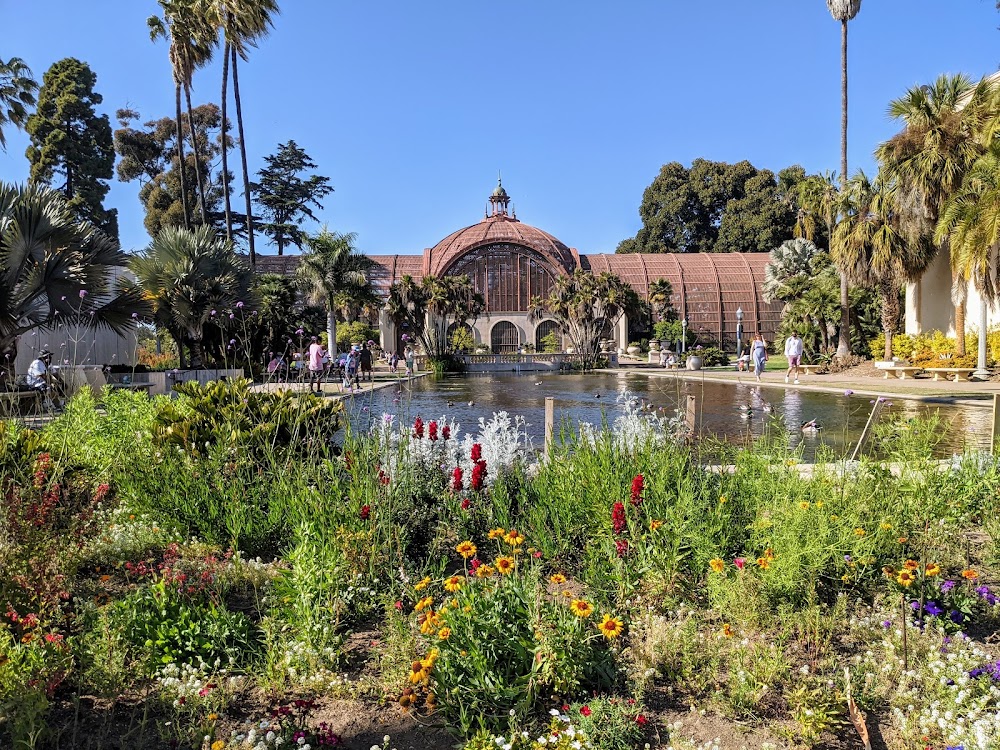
<box><xmin>342</xmin><ymin>372</ymin><xmax>993</xmax><ymax>461</ymax></box>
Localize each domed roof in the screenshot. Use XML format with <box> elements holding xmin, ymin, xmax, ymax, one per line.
<box><xmin>427</xmin><ymin>213</ymin><xmax>580</xmax><ymax>277</ymax></box>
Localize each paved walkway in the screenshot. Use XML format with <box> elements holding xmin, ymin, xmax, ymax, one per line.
<box><xmin>606</xmin><ymin>362</ymin><xmax>1000</xmax><ymax>405</ymax></box>
<box><xmin>249</xmin><ymin>369</ymin><xmax>426</xmax><ymax>402</ymax></box>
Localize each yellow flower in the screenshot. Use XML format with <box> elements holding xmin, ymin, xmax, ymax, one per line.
<box><xmin>207</xmin><ymin>713</ymin><xmax>218</xmax><ymax>721</ymax></box>
<box><xmin>414</xmin><ymin>576</ymin><xmax>431</xmax><ymax>592</ymax></box>
<box><xmin>444</xmin><ymin>575</ymin><xmax>463</xmax><ymax>593</ymax></box>
<box><xmin>414</xmin><ymin>595</ymin><xmax>433</xmax><ymax>612</ymax></box>
<box><xmin>897</xmin><ymin>570</ymin><xmax>915</xmax><ymax>587</ymax></box>
<box><xmin>963</xmin><ymin>568</ymin><xmax>979</xmax><ymax>580</ymax></box>
<box><xmin>550</xmin><ymin>573</ymin><xmax>567</xmax><ymax>585</ymax></box>
<box><xmin>212</xmin><ymin>741</ymin><xmax>226</xmax><ymax>750</ymax></box>
<box><xmin>830</xmin><ymin>514</ymin><xmax>839</xmax><ymax>521</ymax></box>
<box><xmin>815</xmin><ymin>501</ymin><xmax>824</xmax><ymax>508</ymax></box>
<box><xmin>475</xmin><ymin>564</ymin><xmax>495</xmax><ymax>578</ymax></box>
<box><xmin>597</xmin><ymin>614</ymin><xmax>624</xmax><ymax>639</ymax></box>
<box><xmin>757</xmin><ymin>557</ymin><xmax>771</xmax><ymax>570</ymax></box>
<box><xmin>718</xmin><ymin>495</ymin><xmax>728</xmax><ymax>504</ymax></box>
<box><xmin>488</xmin><ymin>527</ymin><xmax>506</xmax><ymax>539</ymax></box>
<box><xmin>463</xmin><ymin>605</ymin><xmax>472</xmax><ymax>613</ymax></box>
<box><xmin>925</xmin><ymin>563</ymin><xmax>941</xmax><ymax>577</ymax></box>
<box><xmin>721</xmin><ymin>623</ymin><xmax>734</xmax><ymax>638</ymax></box>
<box><xmin>650</xmin><ymin>519</ymin><xmax>664</xmax><ymax>531</ymax></box>
<box><xmin>854</xmin><ymin>528</ymin><xmax>866</xmax><ymax>537</ymax></box>
<box><xmin>570</xmin><ymin>599</ymin><xmax>594</xmax><ymax>618</ymax></box>
<box><xmin>763</xmin><ymin>548</ymin><xmax>775</xmax><ymax>559</ymax></box>
<box><xmin>799</xmin><ymin>502</ymin><xmax>810</xmax><ymax>510</ymax></box>
<box><xmin>438</xmin><ymin>627</ymin><xmax>452</xmax><ymax>640</ymax></box>
<box><xmin>456</xmin><ymin>541</ymin><xmax>477</xmax><ymax>559</ymax></box>
<box><xmin>902</xmin><ymin>559</ymin><xmax>919</xmax><ymax>571</ymax></box>
<box><xmin>709</xmin><ymin>558</ymin><xmax>725</xmax><ymax>574</ymax></box>
<box><xmin>504</xmin><ymin>529</ymin><xmax>525</xmax><ymax>547</ymax></box>
<box><xmin>495</xmin><ymin>556</ymin><xmax>515</xmax><ymax>575</ymax></box>
<box><xmin>880</xmin><ymin>522</ymin><xmax>893</xmax><ymax>531</ymax></box>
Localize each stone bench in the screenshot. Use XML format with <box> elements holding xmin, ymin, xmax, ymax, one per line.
<box><xmin>882</xmin><ymin>366</ymin><xmax>923</xmax><ymax>380</ymax></box>
<box><xmin>0</xmin><ymin>390</ymin><xmax>43</xmax><ymax>415</ymax></box>
<box><xmin>798</xmin><ymin>364</ymin><xmax>825</xmax><ymax>375</ymax></box>
<box><xmin>923</xmin><ymin>367</ymin><xmax>977</xmax><ymax>382</ymax></box>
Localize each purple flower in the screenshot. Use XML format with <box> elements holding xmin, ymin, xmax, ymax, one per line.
<box><xmin>229</xmin><ymin>313</ymin><xmax>235</xmax><ymax>320</ymax></box>
<box><xmin>941</xmin><ymin>580</ymin><xmax>956</xmax><ymax>592</ymax></box>
<box><xmin>296</xmin><ymin>328</ymin><xmax>304</xmax><ymax>335</ymax></box>
<box><xmin>950</xmin><ymin>609</ymin><xmax>965</xmax><ymax>624</ymax></box>
<box><xmin>881</xmin><ymin>620</ymin><xmax>892</xmax><ymax>629</ymax></box>
<box><xmin>60</xmin><ymin>295</ymin><xmax>67</xmax><ymax>301</ymax></box>
<box><xmin>229</xmin><ymin>339</ymin><xmax>236</xmax><ymax>345</ymax></box>
<box><xmin>210</xmin><ymin>309</ymin><xmax>217</xmax><ymax>316</ymax></box>
<box><xmin>924</xmin><ymin>601</ymin><xmax>944</xmax><ymax>617</ymax></box>
<box><xmin>79</xmin><ymin>289</ymin><xmax>87</xmax><ymax>298</ymax></box>
<box><xmin>844</xmin><ymin>389</ymin><xmax>853</xmax><ymax>396</ymax></box>
<box><xmin>844</xmin><ymin>555</ymin><xmax>852</xmax><ymax>562</ymax></box>
<box><xmin>236</xmin><ymin>301</ymin><xmax>244</xmax><ymax>308</ymax></box>
<box><xmin>131</xmin><ymin>312</ymin><xmax>139</xmax><ymax>319</ymax></box>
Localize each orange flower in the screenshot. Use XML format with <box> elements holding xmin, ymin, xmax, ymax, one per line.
<box><xmin>597</xmin><ymin>614</ymin><xmax>624</xmax><ymax>639</ymax></box>
<box><xmin>902</xmin><ymin>559</ymin><xmax>919</xmax><ymax>571</ymax></box>
<box><xmin>757</xmin><ymin>557</ymin><xmax>771</xmax><ymax>570</ymax></box>
<box><xmin>549</xmin><ymin>573</ymin><xmax>567</xmax><ymax>585</ymax></box>
<box><xmin>504</xmin><ymin>529</ymin><xmax>525</xmax><ymax>547</ymax></box>
<box><xmin>456</xmin><ymin>541</ymin><xmax>477</xmax><ymax>559</ymax></box>
<box><xmin>709</xmin><ymin>558</ymin><xmax>725</xmax><ymax>573</ymax></box>
<box><xmin>721</xmin><ymin>623</ymin><xmax>734</xmax><ymax>638</ymax></box>
<box><xmin>444</xmin><ymin>575</ymin><xmax>463</xmax><ymax>593</ymax></box>
<box><xmin>898</xmin><ymin>536</ymin><xmax>908</xmax><ymax>544</ymax></box>
<box><xmin>963</xmin><ymin>568</ymin><xmax>979</xmax><ymax>580</ymax></box>
<box><xmin>414</xmin><ymin>596</ymin><xmax>433</xmax><ymax>612</ymax></box>
<box><xmin>495</xmin><ymin>556</ymin><xmax>515</xmax><ymax>575</ymax></box>
<box><xmin>488</xmin><ymin>527</ymin><xmax>506</xmax><ymax>539</ymax></box>
<box><xmin>649</xmin><ymin>519</ymin><xmax>664</xmax><ymax>531</ymax></box>
<box><xmin>438</xmin><ymin>627</ymin><xmax>451</xmax><ymax>640</ymax></box>
<box><xmin>475</xmin><ymin>564</ymin><xmax>495</xmax><ymax>578</ymax></box>
<box><xmin>897</xmin><ymin>570</ymin><xmax>915</xmax><ymax>587</ymax></box>
<box><xmin>570</xmin><ymin>599</ymin><xmax>594</xmax><ymax>618</ymax></box>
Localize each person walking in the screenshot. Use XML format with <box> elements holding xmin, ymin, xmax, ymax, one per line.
<box><xmin>359</xmin><ymin>343</ymin><xmax>374</xmax><ymax>382</ymax></box>
<box><xmin>307</xmin><ymin>336</ymin><xmax>326</xmax><ymax>394</ymax></box>
<box><xmin>750</xmin><ymin>332</ymin><xmax>768</xmax><ymax>383</ymax></box>
<box><xmin>404</xmin><ymin>345</ymin><xmax>415</xmax><ymax>377</ymax></box>
<box><xmin>784</xmin><ymin>331</ymin><xmax>804</xmax><ymax>384</ymax></box>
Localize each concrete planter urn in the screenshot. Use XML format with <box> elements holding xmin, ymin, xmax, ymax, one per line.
<box><xmin>627</xmin><ymin>345</ymin><xmax>642</xmax><ymax>356</ymax></box>
<box><xmin>566</xmin><ymin>347</ymin><xmax>575</xmax><ymax>354</ymax></box>
<box><xmin>649</xmin><ymin>340</ymin><xmax>661</xmax><ymax>351</ymax></box>
<box><xmin>686</xmin><ymin>355</ymin><xmax>704</xmax><ymax>371</ymax></box>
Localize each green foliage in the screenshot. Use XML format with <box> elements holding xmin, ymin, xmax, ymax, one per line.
<box><xmin>539</xmin><ymin>330</ymin><xmax>561</xmax><ymax>353</ymax></box>
<box><xmin>0</xmin><ymin>57</ymin><xmax>37</xmax><ymax>151</ymax></box>
<box><xmin>652</xmin><ymin>319</ymin><xmax>694</xmax><ymax>348</ymax></box>
<box><xmin>387</xmin><ymin>274</ymin><xmax>485</xmax><ymax>359</ymax></box>
<box><xmin>252</xmin><ymin>140</ymin><xmax>333</xmax><ymax>254</ymax></box>
<box><xmin>337</xmin><ymin>321</ymin><xmax>378</xmax><ymax>350</ymax></box>
<box><xmin>618</xmin><ymin>159</ymin><xmax>807</xmax><ymax>254</ymax></box>
<box><xmin>25</xmin><ymin>58</ymin><xmax>117</xmax><ymax>239</ymax></box>
<box><xmin>690</xmin><ymin>346</ymin><xmax>729</xmax><ymax>366</ymax></box>
<box><xmin>449</xmin><ymin>323</ymin><xmax>476</xmax><ymax>354</ymax></box>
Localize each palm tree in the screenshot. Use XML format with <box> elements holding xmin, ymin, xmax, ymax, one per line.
<box><xmin>833</xmin><ymin>171</ymin><xmax>935</xmax><ymax>360</ymax></box>
<box><xmin>826</xmin><ymin>0</ymin><xmax>862</xmax><ymax>357</ymax></box>
<box><xmin>129</xmin><ymin>225</ymin><xmax>253</xmax><ymax>367</ymax></box>
<box><xmin>876</xmin><ymin>74</ymin><xmax>998</xmax><ymax>356</ymax></box>
<box><xmin>296</xmin><ymin>229</ymin><xmax>376</xmax><ymax>357</ymax></box>
<box><xmin>212</xmin><ymin>0</ymin><xmax>279</xmax><ymax>263</ymax></box>
<box><xmin>149</xmin><ymin>0</ymin><xmax>217</xmax><ymax>226</ymax></box>
<box><xmin>647</xmin><ymin>278</ymin><xmax>675</xmax><ymax>322</ymax></box>
<box><xmin>0</xmin><ymin>57</ymin><xmax>37</xmax><ymax>152</ymax></box>
<box><xmin>0</xmin><ymin>182</ymin><xmax>144</xmax><ymax>383</ymax></box>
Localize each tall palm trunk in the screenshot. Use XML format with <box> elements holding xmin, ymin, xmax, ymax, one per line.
<box><xmin>183</xmin><ymin>83</ymin><xmax>209</xmax><ymax>224</ymax></box>
<box><xmin>231</xmin><ymin>47</ymin><xmax>255</xmax><ymax>269</ymax></box>
<box><xmin>220</xmin><ymin>40</ymin><xmax>233</xmax><ymax>242</ymax></box>
<box><xmin>327</xmin><ymin>301</ymin><xmax>338</xmax><ymax>358</ymax></box>
<box><xmin>955</xmin><ymin>289</ymin><xmax>967</xmax><ymax>356</ymax></box>
<box><xmin>175</xmin><ymin>82</ymin><xmax>191</xmax><ymax>229</ymax></box>
<box><xmin>880</xmin><ymin>279</ymin><xmax>901</xmax><ymax>361</ymax></box>
<box><xmin>836</xmin><ymin>18</ymin><xmax>852</xmax><ymax>358</ymax></box>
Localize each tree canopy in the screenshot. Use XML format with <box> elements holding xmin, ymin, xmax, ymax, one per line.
<box><xmin>616</xmin><ymin>159</ymin><xmax>806</xmax><ymax>254</ymax></box>
<box><xmin>0</xmin><ymin>57</ymin><xmax>37</xmax><ymax>152</ymax></box>
<box><xmin>25</xmin><ymin>58</ymin><xmax>117</xmax><ymax>240</ymax></box>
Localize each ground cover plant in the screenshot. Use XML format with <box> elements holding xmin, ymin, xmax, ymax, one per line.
<box><xmin>3</xmin><ymin>383</ymin><xmax>1000</xmax><ymax>748</ymax></box>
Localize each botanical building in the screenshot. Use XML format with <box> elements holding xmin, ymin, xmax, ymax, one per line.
<box><xmin>257</xmin><ymin>181</ymin><xmax>782</xmax><ymax>353</ymax></box>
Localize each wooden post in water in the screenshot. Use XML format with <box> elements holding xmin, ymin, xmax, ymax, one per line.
<box><xmin>685</xmin><ymin>394</ymin><xmax>697</xmax><ymax>438</ymax></box>
<box><xmin>544</xmin><ymin>397</ymin><xmax>555</xmax><ymax>456</ymax></box>
<box><xmin>850</xmin><ymin>398</ymin><xmax>884</xmax><ymax>462</ymax></box>
<box><xmin>992</xmin><ymin>394</ymin><xmax>1000</xmax><ymax>454</ymax></box>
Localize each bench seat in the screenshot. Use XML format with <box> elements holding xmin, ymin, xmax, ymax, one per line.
<box><xmin>923</xmin><ymin>367</ymin><xmax>977</xmax><ymax>382</ymax></box>
<box><xmin>798</xmin><ymin>364</ymin><xmax>825</xmax><ymax>375</ymax></box>
<box><xmin>882</xmin><ymin>366</ymin><xmax>923</xmax><ymax>380</ymax></box>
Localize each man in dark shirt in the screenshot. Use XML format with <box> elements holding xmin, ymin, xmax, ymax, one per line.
<box><xmin>359</xmin><ymin>343</ymin><xmax>374</xmax><ymax>382</ymax></box>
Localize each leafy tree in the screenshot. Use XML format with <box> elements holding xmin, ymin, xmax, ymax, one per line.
<box><xmin>0</xmin><ymin>183</ymin><xmax>144</xmax><ymax>384</ymax></box>
<box><xmin>833</xmin><ymin>171</ymin><xmax>934</xmax><ymax>360</ymax></box>
<box><xmin>827</xmin><ymin>0</ymin><xmax>863</xmax><ymax>357</ymax></box>
<box><xmin>251</xmin><ymin>140</ymin><xmax>332</xmax><ymax>254</ymax></box>
<box><xmin>876</xmin><ymin>74</ymin><xmax>998</xmax><ymax>356</ymax></box>
<box><xmin>385</xmin><ymin>275</ymin><xmax>485</xmax><ymax>360</ymax></box>
<box><xmin>617</xmin><ymin>159</ymin><xmax>800</xmax><ymax>253</ymax></box>
<box><xmin>25</xmin><ymin>58</ymin><xmax>117</xmax><ymax>240</ymax></box>
<box><xmin>114</xmin><ymin>104</ymin><xmax>228</xmax><ymax>238</ymax></box>
<box><xmin>253</xmin><ymin>272</ymin><xmax>325</xmax><ymax>356</ymax></box>
<box><xmin>763</xmin><ymin>238</ymin><xmax>841</xmax><ymax>354</ymax></box>
<box><xmin>148</xmin><ymin>0</ymin><xmax>217</xmax><ymax>227</ymax></box>
<box><xmin>528</xmin><ymin>270</ymin><xmax>641</xmax><ymax>370</ymax></box>
<box><xmin>0</xmin><ymin>57</ymin><xmax>37</xmax><ymax>151</ymax></box>
<box><xmin>296</xmin><ymin>229</ymin><xmax>376</xmax><ymax>357</ymax></box>
<box><xmin>129</xmin><ymin>225</ymin><xmax>254</xmax><ymax>368</ymax></box>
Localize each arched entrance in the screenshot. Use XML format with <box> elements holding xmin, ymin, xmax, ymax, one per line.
<box><xmin>534</xmin><ymin>320</ymin><xmax>563</xmax><ymax>352</ymax></box>
<box><xmin>491</xmin><ymin>321</ymin><xmax>520</xmax><ymax>353</ymax></box>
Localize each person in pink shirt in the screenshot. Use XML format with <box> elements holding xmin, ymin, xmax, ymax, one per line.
<box><xmin>307</xmin><ymin>336</ymin><xmax>326</xmax><ymax>393</ymax></box>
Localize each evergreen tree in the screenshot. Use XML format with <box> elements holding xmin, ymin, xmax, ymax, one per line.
<box><xmin>252</xmin><ymin>140</ymin><xmax>332</xmax><ymax>254</ymax></box>
<box><xmin>25</xmin><ymin>58</ymin><xmax>117</xmax><ymax>240</ymax></box>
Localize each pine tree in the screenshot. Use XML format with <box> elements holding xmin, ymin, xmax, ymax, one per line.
<box><xmin>252</xmin><ymin>140</ymin><xmax>332</xmax><ymax>255</ymax></box>
<box><xmin>25</xmin><ymin>58</ymin><xmax>117</xmax><ymax>240</ymax></box>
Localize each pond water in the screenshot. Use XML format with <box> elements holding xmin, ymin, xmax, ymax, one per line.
<box><xmin>342</xmin><ymin>372</ymin><xmax>993</xmax><ymax>461</ymax></box>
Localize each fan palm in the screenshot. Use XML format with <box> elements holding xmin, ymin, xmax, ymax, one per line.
<box><xmin>129</xmin><ymin>225</ymin><xmax>253</xmax><ymax>367</ymax></box>
<box><xmin>212</xmin><ymin>0</ymin><xmax>279</xmax><ymax>261</ymax></box>
<box><xmin>876</xmin><ymin>73</ymin><xmax>998</xmax><ymax>355</ymax></box>
<box><xmin>0</xmin><ymin>182</ymin><xmax>144</xmax><ymax>382</ymax></box>
<box><xmin>296</xmin><ymin>229</ymin><xmax>376</xmax><ymax>357</ymax></box>
<box><xmin>0</xmin><ymin>57</ymin><xmax>37</xmax><ymax>152</ymax></box>
<box><xmin>826</xmin><ymin>0</ymin><xmax>862</xmax><ymax>357</ymax></box>
<box><xmin>833</xmin><ymin>171</ymin><xmax>934</xmax><ymax>360</ymax></box>
<box><xmin>647</xmin><ymin>278</ymin><xmax>675</xmax><ymax>321</ymax></box>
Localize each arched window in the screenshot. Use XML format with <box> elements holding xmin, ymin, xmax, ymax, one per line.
<box><xmin>534</xmin><ymin>320</ymin><xmax>563</xmax><ymax>352</ymax></box>
<box><xmin>491</xmin><ymin>321</ymin><xmax>520</xmax><ymax>353</ymax></box>
<box><xmin>448</xmin><ymin>243</ymin><xmax>557</xmax><ymax>313</ymax></box>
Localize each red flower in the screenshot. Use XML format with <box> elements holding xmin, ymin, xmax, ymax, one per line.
<box><xmin>635</xmin><ymin>714</ymin><xmax>647</xmax><ymax>725</ymax></box>
<box><xmin>533</xmin><ymin>550</ymin><xmax>542</xmax><ymax>558</ymax></box>
<box><xmin>470</xmin><ymin>443</ymin><xmax>482</xmax><ymax>462</ymax></box>
<box><xmin>377</xmin><ymin>469</ymin><xmax>390</xmax><ymax>485</ymax></box>
<box><xmin>615</xmin><ymin>539</ymin><xmax>630</xmax><ymax>557</ymax></box>
<box><xmin>470</xmin><ymin>557</ymin><xmax>482</xmax><ymax>572</ymax></box>
<box><xmin>394</xmin><ymin>600</ymin><xmax>403</xmax><ymax>610</ymax></box>
<box><xmin>451</xmin><ymin>466</ymin><xmax>464</xmax><ymax>492</ymax></box>
<box><xmin>471</xmin><ymin>460</ymin><xmax>487</xmax><ymax>491</ymax></box>
<box><xmin>580</xmin><ymin>705</ymin><xmax>592</xmax><ymax>717</ymax></box>
<box><xmin>442</xmin><ymin>425</ymin><xmax>451</xmax><ymax>440</ymax></box>
<box><xmin>359</xmin><ymin>505</ymin><xmax>371</xmax><ymax>520</ymax></box>
<box><xmin>630</xmin><ymin>474</ymin><xmax>644</xmax><ymax>506</ymax></box>
<box><xmin>460</xmin><ymin>498</ymin><xmax>471</xmax><ymax>510</ymax></box>
<box><xmin>413</xmin><ymin>417</ymin><xmax>424</xmax><ymax>439</ymax></box>
<box><xmin>612</xmin><ymin>501</ymin><xmax>627</xmax><ymax>535</ymax></box>
<box><xmin>428</xmin><ymin>420</ymin><xmax>438</xmax><ymax>441</ymax></box>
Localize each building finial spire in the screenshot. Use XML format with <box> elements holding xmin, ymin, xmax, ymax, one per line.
<box><xmin>488</xmin><ymin>173</ymin><xmax>511</xmax><ymax>218</ymax></box>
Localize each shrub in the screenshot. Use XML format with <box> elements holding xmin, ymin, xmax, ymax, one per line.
<box><xmin>336</xmin><ymin>321</ymin><xmax>378</xmax><ymax>351</ymax></box>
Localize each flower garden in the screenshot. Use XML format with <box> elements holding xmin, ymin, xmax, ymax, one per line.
<box><xmin>4</xmin><ymin>381</ymin><xmax>1000</xmax><ymax>750</ymax></box>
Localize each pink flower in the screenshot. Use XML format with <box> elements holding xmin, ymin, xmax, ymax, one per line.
<box><xmin>734</xmin><ymin>558</ymin><xmax>746</xmax><ymax>570</ymax></box>
<box><xmin>581</xmin><ymin>705</ymin><xmax>592</xmax><ymax>717</ymax></box>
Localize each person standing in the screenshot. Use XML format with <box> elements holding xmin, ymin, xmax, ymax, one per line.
<box><xmin>359</xmin><ymin>343</ymin><xmax>373</xmax><ymax>382</ymax></box>
<box><xmin>307</xmin><ymin>336</ymin><xmax>326</xmax><ymax>393</ymax></box>
<box><xmin>784</xmin><ymin>331</ymin><xmax>804</xmax><ymax>385</ymax></box>
<box><xmin>751</xmin><ymin>333</ymin><xmax>768</xmax><ymax>383</ymax></box>
<box><xmin>404</xmin><ymin>345</ymin><xmax>415</xmax><ymax>377</ymax></box>
<box><xmin>26</xmin><ymin>349</ymin><xmax>57</xmax><ymax>410</ymax></box>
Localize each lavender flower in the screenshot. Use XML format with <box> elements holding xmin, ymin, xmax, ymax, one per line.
<box><xmin>79</xmin><ymin>289</ymin><xmax>87</xmax><ymax>298</ymax></box>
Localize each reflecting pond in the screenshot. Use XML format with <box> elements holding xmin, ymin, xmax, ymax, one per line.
<box><xmin>342</xmin><ymin>372</ymin><xmax>993</xmax><ymax>460</ymax></box>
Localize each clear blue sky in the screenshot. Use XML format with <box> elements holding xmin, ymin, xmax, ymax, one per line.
<box><xmin>1</xmin><ymin>0</ymin><xmax>998</xmax><ymax>256</ymax></box>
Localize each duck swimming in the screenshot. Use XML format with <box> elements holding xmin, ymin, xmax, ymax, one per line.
<box><xmin>801</xmin><ymin>419</ymin><xmax>821</xmax><ymax>432</ymax></box>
